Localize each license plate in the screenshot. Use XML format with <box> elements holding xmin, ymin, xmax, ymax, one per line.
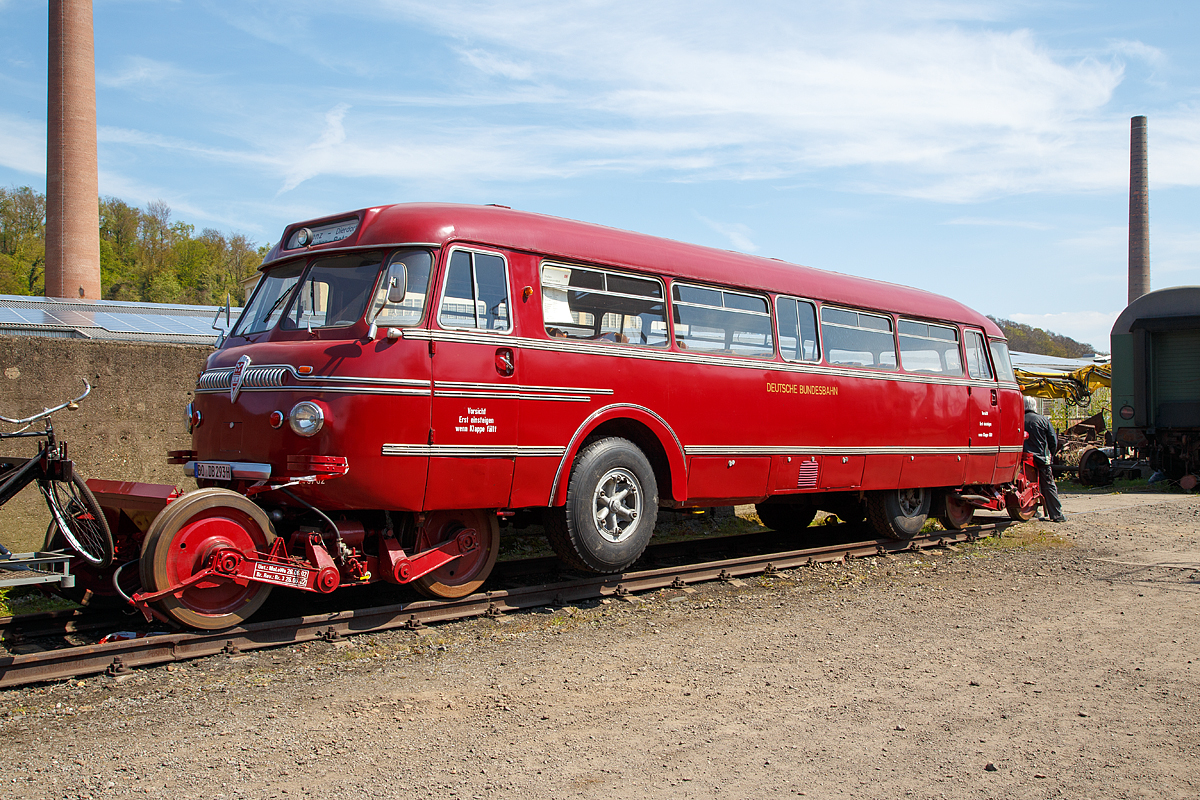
<box><xmin>195</xmin><ymin>462</ymin><xmax>232</xmax><ymax>481</ymax></box>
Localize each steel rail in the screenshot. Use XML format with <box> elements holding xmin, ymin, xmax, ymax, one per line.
<box><xmin>0</xmin><ymin>521</ymin><xmax>1010</xmax><ymax>689</ymax></box>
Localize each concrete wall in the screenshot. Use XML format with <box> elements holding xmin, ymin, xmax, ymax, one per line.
<box><xmin>0</xmin><ymin>336</ymin><xmax>211</xmax><ymax>551</ymax></box>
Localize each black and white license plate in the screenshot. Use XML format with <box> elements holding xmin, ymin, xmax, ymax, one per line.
<box><xmin>195</xmin><ymin>461</ymin><xmax>233</xmax><ymax>481</ymax></box>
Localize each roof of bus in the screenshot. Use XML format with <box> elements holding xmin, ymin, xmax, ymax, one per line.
<box><xmin>267</xmin><ymin>202</ymin><xmax>1002</xmax><ymax>337</ymax></box>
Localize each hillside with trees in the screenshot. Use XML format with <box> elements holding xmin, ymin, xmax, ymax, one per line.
<box><xmin>988</xmin><ymin>316</ymin><xmax>1100</xmax><ymax>357</ymax></box>
<box><xmin>0</xmin><ymin>185</ymin><xmax>267</xmax><ymax>305</ymax></box>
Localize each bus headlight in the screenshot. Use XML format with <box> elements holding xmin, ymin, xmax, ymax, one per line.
<box><xmin>288</xmin><ymin>401</ymin><xmax>325</xmax><ymax>437</ymax></box>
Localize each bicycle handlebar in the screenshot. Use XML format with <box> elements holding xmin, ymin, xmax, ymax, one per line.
<box><xmin>0</xmin><ymin>379</ymin><xmax>92</xmax><ymax>425</ymax></box>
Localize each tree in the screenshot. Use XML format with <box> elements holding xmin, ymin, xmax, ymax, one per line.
<box><xmin>988</xmin><ymin>317</ymin><xmax>1100</xmax><ymax>357</ymax></box>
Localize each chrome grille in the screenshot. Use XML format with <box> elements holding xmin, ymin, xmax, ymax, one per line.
<box><xmin>241</xmin><ymin>367</ymin><xmax>289</xmax><ymax>388</ymax></box>
<box><xmin>197</xmin><ymin>369</ymin><xmax>233</xmax><ymax>390</ymax></box>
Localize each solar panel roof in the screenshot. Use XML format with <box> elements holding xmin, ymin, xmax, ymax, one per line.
<box><xmin>0</xmin><ymin>295</ymin><xmax>242</xmax><ymax>345</ymax></box>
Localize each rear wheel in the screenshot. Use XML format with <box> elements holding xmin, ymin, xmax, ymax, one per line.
<box><xmin>139</xmin><ymin>488</ymin><xmax>275</xmax><ymax>630</ymax></box>
<box><xmin>546</xmin><ymin>437</ymin><xmax>658</xmax><ymax>573</ymax></box>
<box><xmin>412</xmin><ymin>509</ymin><xmax>499</xmax><ymax>599</ymax></box>
<box><xmin>40</xmin><ymin>474</ymin><xmax>113</xmax><ymax>568</ymax></box>
<box><xmin>937</xmin><ymin>492</ymin><xmax>975</xmax><ymax>531</ymax></box>
<box><xmin>867</xmin><ymin>487</ymin><xmax>930</xmax><ymax>539</ymax></box>
<box><xmin>754</xmin><ymin>503</ymin><xmax>818</xmax><ymax>532</ymax></box>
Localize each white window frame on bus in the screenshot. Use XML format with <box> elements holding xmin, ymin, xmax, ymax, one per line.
<box><xmin>437</xmin><ymin>246</ymin><xmax>513</xmax><ymax>333</ymax></box>
<box><xmin>897</xmin><ymin>317</ymin><xmax>964</xmax><ymax>376</ymax></box>
<box><xmin>539</xmin><ymin>260</ymin><xmax>669</xmax><ymax>347</ymax></box>
<box><xmin>774</xmin><ymin>294</ymin><xmax>822</xmax><ymax>363</ymax></box>
<box><xmin>671</xmin><ymin>280</ymin><xmax>775</xmax><ymax>358</ymax></box>
<box><xmin>819</xmin><ymin>304</ymin><xmax>898</xmax><ymax>370</ymax></box>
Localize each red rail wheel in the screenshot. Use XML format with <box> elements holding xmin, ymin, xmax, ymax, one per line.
<box><xmin>139</xmin><ymin>488</ymin><xmax>276</xmax><ymax>630</ymax></box>
<box><xmin>937</xmin><ymin>492</ymin><xmax>974</xmax><ymax>531</ymax></box>
<box><xmin>412</xmin><ymin>509</ymin><xmax>499</xmax><ymax>600</ymax></box>
<box><xmin>1004</xmin><ymin>492</ymin><xmax>1038</xmax><ymax>522</ymax></box>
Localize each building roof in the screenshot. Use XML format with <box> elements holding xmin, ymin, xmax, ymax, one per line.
<box><xmin>0</xmin><ymin>295</ymin><xmax>236</xmax><ymax>345</ymax></box>
<box><xmin>1009</xmin><ymin>350</ymin><xmax>1110</xmax><ymax>375</ymax></box>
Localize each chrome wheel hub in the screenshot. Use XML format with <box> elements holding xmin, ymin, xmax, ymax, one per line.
<box><xmin>898</xmin><ymin>488</ymin><xmax>926</xmax><ymax>517</ymax></box>
<box><xmin>592</xmin><ymin>468</ymin><xmax>642</xmax><ymax>543</ymax></box>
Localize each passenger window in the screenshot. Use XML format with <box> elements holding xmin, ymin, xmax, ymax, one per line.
<box><xmin>368</xmin><ymin>249</ymin><xmax>433</xmax><ymax>327</ymax></box>
<box><xmin>776</xmin><ymin>296</ymin><xmax>820</xmax><ymax>362</ymax></box>
<box><xmin>989</xmin><ymin>339</ymin><xmax>1016</xmax><ymax>383</ymax></box>
<box><xmin>964</xmin><ymin>330</ymin><xmax>994</xmax><ymax>380</ymax></box>
<box><xmin>280</xmin><ymin>252</ymin><xmax>383</xmax><ymax>330</ymax></box>
<box><xmin>541</xmin><ymin>263</ymin><xmax>668</xmax><ymax>346</ymax></box>
<box><xmin>672</xmin><ymin>283</ymin><xmax>773</xmax><ymax>357</ymax></box>
<box><xmin>439</xmin><ymin>250</ymin><xmax>511</xmax><ymax>331</ymax></box>
<box><xmin>898</xmin><ymin>319</ymin><xmax>963</xmax><ymax>375</ymax></box>
<box><xmin>820</xmin><ymin>306</ymin><xmax>896</xmax><ymax>369</ymax></box>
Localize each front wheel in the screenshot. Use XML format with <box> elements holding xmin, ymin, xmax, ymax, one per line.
<box><xmin>139</xmin><ymin>488</ymin><xmax>275</xmax><ymax>630</ymax></box>
<box><xmin>40</xmin><ymin>474</ymin><xmax>113</xmax><ymax>568</ymax></box>
<box><xmin>867</xmin><ymin>487</ymin><xmax>930</xmax><ymax>539</ymax></box>
<box><xmin>546</xmin><ymin>437</ymin><xmax>658</xmax><ymax>573</ymax></box>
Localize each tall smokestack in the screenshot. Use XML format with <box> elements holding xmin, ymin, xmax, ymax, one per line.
<box><xmin>1128</xmin><ymin>115</ymin><xmax>1149</xmax><ymax>304</ymax></box>
<box><xmin>45</xmin><ymin>0</ymin><xmax>101</xmax><ymax>300</ymax></box>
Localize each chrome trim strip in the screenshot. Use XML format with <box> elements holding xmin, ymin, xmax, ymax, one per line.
<box><xmin>381</xmin><ymin>444</ymin><xmax>566</xmax><ymax>458</ymax></box>
<box><xmin>405</xmin><ymin>330</ymin><xmax>1008</xmax><ymax>390</ymax></box>
<box><xmin>684</xmin><ymin>445</ymin><xmax>1004</xmax><ymax>456</ymax></box>
<box><xmin>433</xmin><ymin>390</ymin><xmax>591</xmax><ymax>402</ymax></box>
<box><xmin>198</xmin><ymin>385</ymin><xmax>433</xmax><ymax>397</ymax></box>
<box><xmin>434</xmin><ymin>381</ymin><xmax>612</xmax><ymax>396</ymax></box>
<box><xmin>184</xmin><ymin>461</ymin><xmax>272</xmax><ymax>480</ymax></box>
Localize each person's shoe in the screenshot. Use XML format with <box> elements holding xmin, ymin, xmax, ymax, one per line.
<box><xmin>1050</xmin><ymin>515</ymin><xmax>1067</xmax><ymax>523</ymax></box>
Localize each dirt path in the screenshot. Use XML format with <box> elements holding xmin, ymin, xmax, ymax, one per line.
<box><xmin>3</xmin><ymin>491</ymin><xmax>1199</xmax><ymax>800</ymax></box>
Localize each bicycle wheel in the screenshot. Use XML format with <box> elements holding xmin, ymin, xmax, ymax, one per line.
<box><xmin>41</xmin><ymin>474</ymin><xmax>113</xmax><ymax>568</ymax></box>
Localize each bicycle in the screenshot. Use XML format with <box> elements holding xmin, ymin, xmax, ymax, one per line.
<box><xmin>0</xmin><ymin>380</ymin><xmax>113</xmax><ymax>568</ymax></box>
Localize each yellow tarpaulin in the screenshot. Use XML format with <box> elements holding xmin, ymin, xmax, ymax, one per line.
<box><xmin>1015</xmin><ymin>364</ymin><xmax>1111</xmax><ymax>402</ymax></box>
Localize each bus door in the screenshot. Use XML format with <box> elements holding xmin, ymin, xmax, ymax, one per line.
<box><xmin>425</xmin><ymin>247</ymin><xmax>519</xmax><ymax>510</ymax></box>
<box><xmin>963</xmin><ymin>328</ymin><xmax>999</xmax><ymax>484</ymax></box>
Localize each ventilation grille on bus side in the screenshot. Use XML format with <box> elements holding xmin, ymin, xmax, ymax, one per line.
<box><xmin>797</xmin><ymin>459</ymin><xmax>820</xmax><ymax>488</ymax></box>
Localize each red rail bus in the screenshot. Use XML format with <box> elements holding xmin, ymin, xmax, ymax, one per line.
<box><xmin>104</xmin><ymin>203</ymin><xmax>1026</xmax><ymax>629</ymax></box>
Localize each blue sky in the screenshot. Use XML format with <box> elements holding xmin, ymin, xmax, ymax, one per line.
<box><xmin>2</xmin><ymin>1</ymin><xmax>1199</xmax><ymax>351</ymax></box>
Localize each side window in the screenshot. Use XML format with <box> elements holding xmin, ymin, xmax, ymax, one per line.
<box><xmin>541</xmin><ymin>262</ymin><xmax>668</xmax><ymax>346</ymax></box>
<box><xmin>964</xmin><ymin>330</ymin><xmax>994</xmax><ymax>380</ymax></box>
<box><xmin>776</xmin><ymin>296</ymin><xmax>821</xmax><ymax>362</ymax></box>
<box><xmin>989</xmin><ymin>339</ymin><xmax>1016</xmax><ymax>383</ymax></box>
<box><xmin>820</xmin><ymin>306</ymin><xmax>896</xmax><ymax>369</ymax></box>
<box><xmin>368</xmin><ymin>249</ymin><xmax>433</xmax><ymax>327</ymax></box>
<box><xmin>438</xmin><ymin>249</ymin><xmax>511</xmax><ymax>331</ymax></box>
<box><xmin>898</xmin><ymin>319</ymin><xmax>963</xmax><ymax>375</ymax></box>
<box><xmin>672</xmin><ymin>283</ymin><xmax>774</xmax><ymax>357</ymax></box>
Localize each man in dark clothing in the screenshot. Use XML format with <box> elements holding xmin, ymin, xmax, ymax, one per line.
<box><xmin>1023</xmin><ymin>396</ymin><xmax>1066</xmax><ymax>522</ymax></box>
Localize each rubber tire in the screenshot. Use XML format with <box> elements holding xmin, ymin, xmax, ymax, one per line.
<box><xmin>412</xmin><ymin>510</ymin><xmax>500</xmax><ymax>599</ymax></box>
<box><xmin>755</xmin><ymin>503</ymin><xmax>818</xmax><ymax>532</ymax></box>
<box><xmin>545</xmin><ymin>437</ymin><xmax>658</xmax><ymax>573</ymax></box>
<box><xmin>139</xmin><ymin>488</ymin><xmax>275</xmax><ymax>630</ymax></box>
<box><xmin>937</xmin><ymin>492</ymin><xmax>975</xmax><ymax>531</ymax></box>
<box><xmin>867</xmin><ymin>488</ymin><xmax>931</xmax><ymax>539</ymax></box>
<box><xmin>41</xmin><ymin>473</ymin><xmax>113</xmax><ymax>568</ymax></box>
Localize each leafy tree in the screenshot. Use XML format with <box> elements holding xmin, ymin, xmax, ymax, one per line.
<box><xmin>988</xmin><ymin>317</ymin><xmax>1100</xmax><ymax>357</ymax></box>
<box><xmin>2</xmin><ymin>186</ymin><xmax>266</xmax><ymax>305</ymax></box>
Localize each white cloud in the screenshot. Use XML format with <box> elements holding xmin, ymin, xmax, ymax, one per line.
<box><xmin>696</xmin><ymin>214</ymin><xmax>758</xmax><ymax>252</ymax></box>
<box><xmin>944</xmin><ymin>217</ymin><xmax>1052</xmax><ymax>230</ymax></box>
<box><xmin>0</xmin><ymin>113</ymin><xmax>44</xmax><ymax>176</ymax></box>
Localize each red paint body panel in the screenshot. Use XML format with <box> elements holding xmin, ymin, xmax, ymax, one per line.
<box><xmin>189</xmin><ymin>203</ymin><xmax>1024</xmax><ymax>517</ymax></box>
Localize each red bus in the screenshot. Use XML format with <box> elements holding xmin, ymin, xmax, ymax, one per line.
<box><xmin>122</xmin><ymin>203</ymin><xmax>1023</xmax><ymax>629</ymax></box>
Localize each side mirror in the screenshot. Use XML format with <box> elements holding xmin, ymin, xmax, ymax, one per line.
<box><xmin>366</xmin><ymin>263</ymin><xmax>408</xmax><ymax>341</ymax></box>
<box><xmin>387</xmin><ymin>265</ymin><xmax>407</xmax><ymax>305</ymax></box>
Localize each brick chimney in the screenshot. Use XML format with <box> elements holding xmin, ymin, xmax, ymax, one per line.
<box><xmin>45</xmin><ymin>0</ymin><xmax>101</xmax><ymax>300</ymax></box>
<box><xmin>1128</xmin><ymin>115</ymin><xmax>1149</xmax><ymax>304</ymax></box>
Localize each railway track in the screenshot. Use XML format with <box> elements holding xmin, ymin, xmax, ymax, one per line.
<box><xmin>0</xmin><ymin>519</ymin><xmax>1012</xmax><ymax>689</ymax></box>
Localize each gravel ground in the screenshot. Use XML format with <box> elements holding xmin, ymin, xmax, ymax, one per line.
<box><xmin>2</xmin><ymin>491</ymin><xmax>1199</xmax><ymax>800</ymax></box>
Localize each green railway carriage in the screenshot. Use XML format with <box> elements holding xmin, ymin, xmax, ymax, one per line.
<box><xmin>1111</xmin><ymin>286</ymin><xmax>1200</xmax><ymax>480</ymax></box>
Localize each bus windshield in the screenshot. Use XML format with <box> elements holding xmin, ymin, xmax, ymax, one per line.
<box><xmin>232</xmin><ymin>252</ymin><xmax>385</xmax><ymax>336</ymax></box>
